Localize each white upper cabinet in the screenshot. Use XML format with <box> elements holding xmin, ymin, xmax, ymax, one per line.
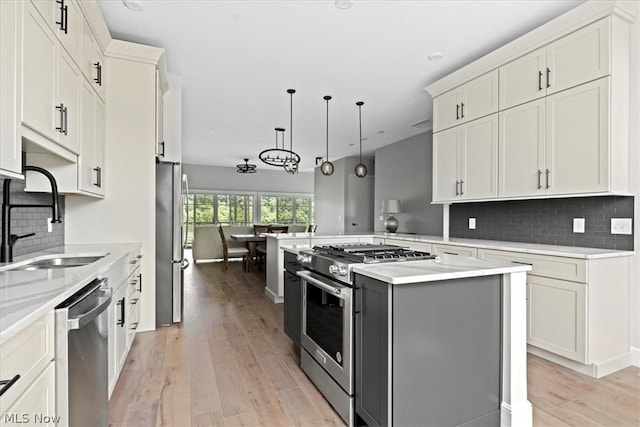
<box><xmin>428</xmin><ymin>5</ymin><xmax>633</xmax><ymax>203</ymax></box>
<box><xmin>80</xmin><ymin>14</ymin><xmax>105</xmax><ymax>100</ymax></box>
<box><xmin>545</xmin><ymin>77</ymin><xmax>610</xmax><ymax>195</ymax></box>
<box><xmin>79</xmin><ymin>79</ymin><xmax>106</xmax><ymax>196</ymax></box>
<box><xmin>0</xmin><ymin>0</ymin><xmax>23</xmax><ymax>178</ymax></box>
<box><xmin>31</xmin><ymin>0</ymin><xmax>81</xmax><ymax>65</ymax></box>
<box><xmin>499</xmin><ymin>48</ymin><xmax>547</xmax><ymax>110</ymax></box>
<box><xmin>432</xmin><ymin>70</ymin><xmax>498</xmax><ymax>133</ymax></box>
<box><xmin>499</xmin><ymin>18</ymin><xmax>610</xmax><ymax>110</ymax></box>
<box><xmin>155</xmin><ymin>69</ymin><xmax>165</xmax><ymax>159</ymax></box>
<box><xmin>22</xmin><ymin>0</ymin><xmax>80</xmax><ymax>154</ymax></box>
<box><xmin>499</xmin><ymin>98</ymin><xmax>546</xmax><ymax>198</ymax></box>
<box><xmin>545</xmin><ymin>18</ymin><xmax>610</xmax><ymax>96</ymax></box>
<box><xmin>433</xmin><ymin>114</ymin><xmax>498</xmax><ymax>202</ymax></box>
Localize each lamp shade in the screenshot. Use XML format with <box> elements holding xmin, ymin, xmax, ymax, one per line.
<box><xmin>382</xmin><ymin>199</ymin><xmax>401</xmax><ymax>214</ymax></box>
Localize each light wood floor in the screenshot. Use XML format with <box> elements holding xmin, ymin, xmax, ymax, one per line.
<box><xmin>109</xmin><ymin>259</ymin><xmax>640</xmax><ymax>427</ymax></box>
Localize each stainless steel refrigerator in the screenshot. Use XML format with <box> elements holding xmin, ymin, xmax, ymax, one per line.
<box><xmin>156</xmin><ymin>162</ymin><xmax>189</xmax><ymax>326</ymax></box>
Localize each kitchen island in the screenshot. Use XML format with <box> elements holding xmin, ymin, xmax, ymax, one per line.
<box><xmin>352</xmin><ymin>254</ymin><xmax>532</xmax><ymax>427</ymax></box>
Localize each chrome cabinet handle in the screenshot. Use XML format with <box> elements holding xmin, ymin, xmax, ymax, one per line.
<box><xmin>93</xmin><ymin>166</ymin><xmax>102</xmax><ymax>188</ymax></box>
<box><xmin>460</xmin><ymin>102</ymin><xmax>465</xmax><ymax>118</ymax></box>
<box><xmin>455</xmin><ymin>180</ymin><xmax>460</xmax><ymax>196</ymax></box>
<box><xmin>545</xmin><ymin>169</ymin><xmax>551</xmax><ymax>189</ymax></box>
<box><xmin>94</xmin><ymin>62</ymin><xmax>102</xmax><ymax>86</ymax></box>
<box><xmin>538</xmin><ymin>71</ymin><xmax>543</xmax><ymax>91</ymax></box>
<box><xmin>537</xmin><ymin>170</ymin><xmax>542</xmax><ymax>190</ymax></box>
<box><xmin>459</xmin><ymin>180</ymin><xmax>464</xmax><ymax>195</ymax></box>
<box><xmin>56</xmin><ymin>104</ymin><xmax>65</xmax><ymax>133</ymax></box>
<box><xmin>546</xmin><ymin>67</ymin><xmax>551</xmax><ymax>88</ymax></box>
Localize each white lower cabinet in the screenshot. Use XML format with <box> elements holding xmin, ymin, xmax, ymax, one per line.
<box><xmin>527</xmin><ymin>275</ymin><xmax>586</xmax><ymax>362</ymax></box>
<box><xmin>477</xmin><ymin>247</ymin><xmax>629</xmax><ymax>377</ymax></box>
<box><xmin>0</xmin><ymin>311</ymin><xmax>55</xmax><ymax>424</ymax></box>
<box><xmin>432</xmin><ymin>244</ymin><xmax>477</xmax><ymax>258</ymax></box>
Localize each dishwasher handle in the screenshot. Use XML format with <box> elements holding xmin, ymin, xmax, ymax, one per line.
<box><xmin>68</xmin><ymin>290</ymin><xmax>112</xmax><ymax>331</ymax></box>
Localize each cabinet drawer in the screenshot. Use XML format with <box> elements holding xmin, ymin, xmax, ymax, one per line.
<box><xmin>432</xmin><ymin>244</ymin><xmax>477</xmax><ymax>258</ymax></box>
<box><xmin>0</xmin><ymin>311</ymin><xmax>54</xmax><ymax>411</ymax></box>
<box><xmin>477</xmin><ymin>248</ymin><xmax>586</xmax><ymax>283</ymax></box>
<box><xmin>384</xmin><ymin>239</ymin><xmax>432</xmax><ymax>253</ymax></box>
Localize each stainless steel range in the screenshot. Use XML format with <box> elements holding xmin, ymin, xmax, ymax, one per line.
<box><xmin>295</xmin><ymin>243</ymin><xmax>435</xmax><ymax>426</ymax></box>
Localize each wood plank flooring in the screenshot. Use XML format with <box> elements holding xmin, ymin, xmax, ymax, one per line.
<box><xmin>109</xmin><ymin>258</ymin><xmax>640</xmax><ymax>426</ymax></box>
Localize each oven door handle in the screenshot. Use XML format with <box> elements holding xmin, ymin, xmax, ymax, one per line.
<box><xmin>297</xmin><ymin>270</ymin><xmax>344</xmax><ymax>296</ymax></box>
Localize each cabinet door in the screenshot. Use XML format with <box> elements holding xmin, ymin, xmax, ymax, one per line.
<box><xmin>155</xmin><ymin>69</ymin><xmax>164</xmax><ymax>158</ymax></box>
<box><xmin>93</xmin><ymin>97</ymin><xmax>106</xmax><ymax>195</ymax></box>
<box><xmin>499</xmin><ymin>48</ymin><xmax>546</xmax><ymax>110</ymax></box>
<box><xmin>22</xmin><ymin>1</ymin><xmax>57</xmax><ymax>141</ymax></box>
<box><xmin>354</xmin><ymin>275</ymin><xmax>389</xmax><ymax>427</ymax></box>
<box><xmin>56</xmin><ymin>46</ymin><xmax>80</xmax><ymax>153</ymax></box>
<box><xmin>460</xmin><ymin>114</ymin><xmax>498</xmax><ymax>200</ymax></box>
<box><xmin>461</xmin><ymin>70</ymin><xmax>498</xmax><ymax>123</ymax></box>
<box><xmin>79</xmin><ymin>80</ymin><xmax>95</xmax><ymax>193</ymax></box>
<box><xmin>110</xmin><ymin>284</ymin><xmax>128</xmax><ymax>388</ymax></box>
<box><xmin>55</xmin><ymin>0</ymin><xmax>80</xmax><ymax>64</ymax></box>
<box><xmin>0</xmin><ymin>0</ymin><xmax>22</xmax><ymax>177</ymax></box>
<box><xmin>527</xmin><ymin>275</ymin><xmax>586</xmax><ymax>363</ymax></box>
<box><xmin>545</xmin><ymin>77</ymin><xmax>609</xmax><ymax>195</ymax></box>
<box><xmin>546</xmin><ymin>18</ymin><xmax>610</xmax><ymax>95</ymax></box>
<box><xmin>2</xmin><ymin>362</ymin><xmax>56</xmax><ymax>426</ymax></box>
<box><xmin>432</xmin><ymin>89</ymin><xmax>461</xmax><ymax>133</ymax></box>
<box><xmin>283</xmin><ymin>271</ymin><xmax>301</xmax><ymax>347</ymax></box>
<box><xmin>432</xmin><ymin>127</ymin><xmax>460</xmax><ymax>202</ymax></box>
<box><xmin>498</xmin><ymin>99</ymin><xmax>546</xmax><ymax>198</ymax></box>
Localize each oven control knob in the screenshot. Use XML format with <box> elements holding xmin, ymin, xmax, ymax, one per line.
<box><xmin>297</xmin><ymin>254</ymin><xmax>311</xmax><ymax>264</ymax></box>
<box><xmin>329</xmin><ymin>264</ymin><xmax>347</xmax><ymax>277</ymax></box>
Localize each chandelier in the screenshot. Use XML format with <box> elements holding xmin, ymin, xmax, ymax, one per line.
<box><xmin>236</xmin><ymin>158</ymin><xmax>257</xmax><ymax>174</ymax></box>
<box><xmin>259</xmin><ymin>127</ymin><xmax>299</xmax><ymax>167</ymax></box>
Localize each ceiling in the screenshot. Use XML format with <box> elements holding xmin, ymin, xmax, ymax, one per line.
<box><xmin>97</xmin><ymin>0</ymin><xmax>584</xmax><ymax>172</ymax></box>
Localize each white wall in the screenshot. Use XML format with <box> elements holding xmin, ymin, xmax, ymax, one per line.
<box><xmin>183</xmin><ymin>163</ymin><xmax>313</xmax><ymax>194</ymax></box>
<box><xmin>374</xmin><ymin>132</ymin><xmax>443</xmax><ymax>235</ymax></box>
<box><xmin>629</xmin><ymin>15</ymin><xmax>640</xmax><ymax>361</ymax></box>
<box><xmin>65</xmin><ymin>54</ymin><xmax>158</xmax><ymax>332</ymax></box>
<box><xmin>313</xmin><ymin>156</ymin><xmax>374</xmax><ymax>235</ymax></box>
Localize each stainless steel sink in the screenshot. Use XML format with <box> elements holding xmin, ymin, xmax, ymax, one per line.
<box><xmin>2</xmin><ymin>254</ymin><xmax>108</xmax><ymax>271</ymax></box>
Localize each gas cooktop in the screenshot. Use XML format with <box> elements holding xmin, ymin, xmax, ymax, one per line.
<box><xmin>312</xmin><ymin>243</ymin><xmax>436</xmax><ymax>264</ymax></box>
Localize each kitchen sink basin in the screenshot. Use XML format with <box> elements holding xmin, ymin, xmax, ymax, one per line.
<box><xmin>1</xmin><ymin>254</ymin><xmax>108</xmax><ymax>271</ymax></box>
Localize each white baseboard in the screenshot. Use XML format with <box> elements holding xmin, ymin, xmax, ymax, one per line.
<box><xmin>501</xmin><ymin>400</ymin><xmax>533</xmax><ymax>427</ymax></box>
<box><xmin>528</xmin><ymin>345</ymin><xmax>633</xmax><ymax>378</ymax></box>
<box><xmin>264</xmin><ymin>287</ymin><xmax>283</xmax><ymax>303</ymax></box>
<box><xmin>631</xmin><ymin>346</ymin><xmax>640</xmax><ymax>367</ymax></box>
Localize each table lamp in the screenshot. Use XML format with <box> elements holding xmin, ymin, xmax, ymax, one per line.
<box><xmin>382</xmin><ymin>200</ymin><xmax>401</xmax><ymax>233</ymax></box>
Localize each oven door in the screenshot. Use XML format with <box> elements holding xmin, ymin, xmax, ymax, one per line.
<box><xmin>298</xmin><ymin>270</ymin><xmax>353</xmax><ymax>394</ymax></box>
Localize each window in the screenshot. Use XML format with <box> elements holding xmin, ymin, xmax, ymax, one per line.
<box><xmin>183</xmin><ymin>192</ymin><xmax>254</xmax><ymax>246</ymax></box>
<box><xmin>258</xmin><ymin>194</ymin><xmax>314</xmax><ymax>225</ymax></box>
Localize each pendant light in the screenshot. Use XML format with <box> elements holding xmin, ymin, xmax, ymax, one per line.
<box><xmin>236</xmin><ymin>158</ymin><xmax>257</xmax><ymax>174</ymax></box>
<box><xmin>259</xmin><ymin>126</ymin><xmax>298</xmax><ymax>167</ymax></box>
<box><xmin>354</xmin><ymin>101</ymin><xmax>367</xmax><ymax>178</ymax></box>
<box><xmin>283</xmin><ymin>89</ymin><xmax>299</xmax><ymax>174</ymax></box>
<box><xmin>320</xmin><ymin>95</ymin><xmax>335</xmax><ymax>176</ymax></box>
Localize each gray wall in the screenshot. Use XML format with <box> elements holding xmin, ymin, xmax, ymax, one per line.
<box><xmin>0</xmin><ymin>180</ymin><xmax>65</xmax><ymax>258</ymax></box>
<box><xmin>183</xmin><ymin>163</ymin><xmax>314</xmax><ymax>194</ymax></box>
<box><xmin>314</xmin><ymin>156</ymin><xmax>374</xmax><ymax>235</ymax></box>
<box><xmin>374</xmin><ymin>132</ymin><xmax>443</xmax><ymax>235</ymax></box>
<box><xmin>450</xmin><ymin>196</ymin><xmax>634</xmax><ymax>250</ymax></box>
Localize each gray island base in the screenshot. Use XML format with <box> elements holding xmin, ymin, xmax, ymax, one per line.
<box><xmin>352</xmin><ymin>255</ymin><xmax>532</xmax><ymax>427</ymax></box>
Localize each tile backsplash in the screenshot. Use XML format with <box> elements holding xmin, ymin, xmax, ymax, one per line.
<box><xmin>450</xmin><ymin>196</ymin><xmax>634</xmax><ymax>251</ymax></box>
<box><xmin>0</xmin><ymin>179</ymin><xmax>65</xmax><ymax>258</ymax></box>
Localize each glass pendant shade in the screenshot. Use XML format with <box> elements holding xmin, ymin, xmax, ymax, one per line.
<box><xmin>321</xmin><ymin>95</ymin><xmax>334</xmax><ymax>176</ymax></box>
<box><xmin>354</xmin><ymin>101</ymin><xmax>367</xmax><ymax>177</ymax></box>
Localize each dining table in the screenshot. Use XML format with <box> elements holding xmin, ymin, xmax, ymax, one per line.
<box><xmin>230</xmin><ymin>233</ymin><xmax>267</xmax><ymax>272</ymax></box>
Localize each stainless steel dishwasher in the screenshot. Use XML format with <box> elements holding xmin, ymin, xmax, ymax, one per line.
<box><xmin>55</xmin><ymin>278</ymin><xmax>111</xmax><ymax>427</ymax></box>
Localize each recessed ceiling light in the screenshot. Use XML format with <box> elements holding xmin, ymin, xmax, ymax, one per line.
<box><xmin>335</xmin><ymin>0</ymin><xmax>353</xmax><ymax>9</ymax></box>
<box><xmin>123</xmin><ymin>0</ymin><xmax>143</xmax><ymax>12</ymax></box>
<box><xmin>428</xmin><ymin>52</ymin><xmax>444</xmax><ymax>61</ymax></box>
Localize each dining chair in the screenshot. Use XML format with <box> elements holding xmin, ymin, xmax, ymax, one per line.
<box><xmin>218</xmin><ymin>225</ymin><xmax>249</xmax><ymax>272</ymax></box>
<box><xmin>268</xmin><ymin>225</ymin><xmax>289</xmax><ymax>233</ymax></box>
<box><xmin>307</xmin><ymin>224</ymin><xmax>317</xmax><ymax>232</ymax></box>
<box><xmin>253</xmin><ymin>224</ymin><xmax>269</xmax><ymax>269</ymax></box>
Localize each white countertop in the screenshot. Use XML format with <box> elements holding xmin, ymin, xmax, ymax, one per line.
<box><xmin>267</xmin><ymin>231</ymin><xmax>633</xmax><ymax>259</ymax></box>
<box><xmin>352</xmin><ymin>254</ymin><xmax>531</xmax><ymax>285</ymax></box>
<box><xmin>0</xmin><ymin>243</ymin><xmax>140</xmax><ymax>345</ymax></box>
